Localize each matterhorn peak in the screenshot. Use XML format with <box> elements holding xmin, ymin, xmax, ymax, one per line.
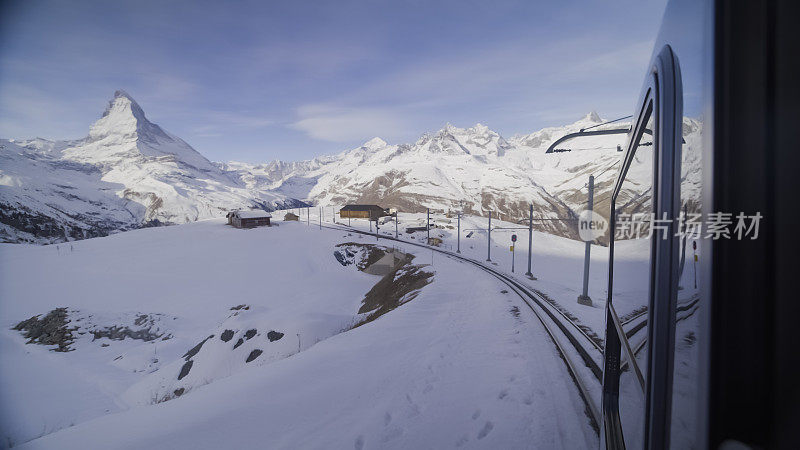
<box><xmin>89</xmin><ymin>90</ymin><xmax>151</xmax><ymax>139</ymax></box>
<box><xmin>113</xmin><ymin>89</ymin><xmax>135</xmax><ymax>101</ymax></box>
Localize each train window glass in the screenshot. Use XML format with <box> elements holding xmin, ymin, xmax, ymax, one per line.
<box><xmin>670</xmin><ymin>108</ymin><xmax>703</xmax><ymax>449</ymax></box>
<box><xmin>614</xmin><ymin>104</ymin><xmax>654</xmax><ymax>450</ymax></box>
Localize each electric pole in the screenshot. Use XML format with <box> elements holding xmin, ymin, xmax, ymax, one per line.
<box><xmin>427</xmin><ymin>208</ymin><xmax>431</xmax><ymax>244</ymax></box>
<box><xmin>487</xmin><ymin>211</ymin><xmax>492</xmax><ymax>262</ymax></box>
<box><xmin>578</xmin><ymin>175</ymin><xmax>594</xmax><ymax>306</ymax></box>
<box><xmin>457</xmin><ymin>211</ymin><xmax>461</xmax><ymax>253</ymax></box>
<box><xmin>526</xmin><ymin>203</ymin><xmax>534</xmax><ymax>278</ymax></box>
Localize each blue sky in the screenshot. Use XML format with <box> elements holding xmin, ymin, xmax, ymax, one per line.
<box><xmin>0</xmin><ymin>0</ymin><xmax>667</xmax><ymax>163</ymax></box>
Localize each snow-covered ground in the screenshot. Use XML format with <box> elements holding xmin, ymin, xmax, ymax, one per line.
<box><xmin>0</xmin><ymin>218</ymin><xmax>597</xmax><ymax>449</ymax></box>
<box><xmin>282</xmin><ymin>208</ymin><xmax>700</xmax><ymax>339</ymax></box>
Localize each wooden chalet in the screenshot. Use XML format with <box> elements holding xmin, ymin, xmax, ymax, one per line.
<box><xmin>227</xmin><ymin>210</ymin><xmax>272</xmax><ymax>228</ymax></box>
<box><xmin>339</xmin><ymin>204</ymin><xmax>387</xmax><ymax>220</ymax></box>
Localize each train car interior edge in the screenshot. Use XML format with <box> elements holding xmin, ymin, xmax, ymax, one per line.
<box><xmin>602</xmin><ymin>0</ymin><xmax>799</xmax><ymax>448</ymax></box>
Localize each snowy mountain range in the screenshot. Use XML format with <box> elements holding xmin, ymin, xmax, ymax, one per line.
<box><xmin>0</xmin><ymin>90</ymin><xmax>702</xmax><ymax>243</ymax></box>
<box><xmin>225</xmin><ymin>112</ymin><xmax>702</xmax><ymax>239</ymax></box>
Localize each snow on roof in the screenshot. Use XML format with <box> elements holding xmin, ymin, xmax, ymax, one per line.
<box><xmin>233</xmin><ymin>210</ymin><xmax>271</xmax><ymax>219</ymax></box>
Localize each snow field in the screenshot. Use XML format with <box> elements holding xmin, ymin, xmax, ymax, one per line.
<box><xmin>1</xmin><ymin>219</ymin><xmax>596</xmax><ymax>448</ymax></box>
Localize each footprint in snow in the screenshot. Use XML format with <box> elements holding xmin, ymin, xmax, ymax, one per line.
<box><xmin>354</xmin><ymin>435</ymin><xmax>365</xmax><ymax>450</ymax></box>
<box><xmin>477</xmin><ymin>421</ymin><xmax>494</xmax><ymax>440</ymax></box>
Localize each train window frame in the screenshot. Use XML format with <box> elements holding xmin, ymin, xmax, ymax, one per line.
<box><xmin>602</xmin><ymin>44</ymin><xmax>683</xmax><ymax>450</ymax></box>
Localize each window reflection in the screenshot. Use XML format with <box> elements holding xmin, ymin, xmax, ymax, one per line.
<box><xmin>614</xmin><ymin>107</ymin><xmax>654</xmax><ymax>450</ymax></box>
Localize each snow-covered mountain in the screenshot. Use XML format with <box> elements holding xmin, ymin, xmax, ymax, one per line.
<box><xmin>0</xmin><ymin>91</ymin><xmax>306</xmax><ymax>243</ymax></box>
<box><xmin>1</xmin><ymin>91</ymin><xmax>701</xmax><ymax>244</ymax></box>
<box><xmin>226</xmin><ymin>113</ymin><xmax>702</xmax><ymax>239</ymax></box>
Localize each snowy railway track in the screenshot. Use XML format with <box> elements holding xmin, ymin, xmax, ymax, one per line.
<box><xmin>321</xmin><ymin>223</ymin><xmax>603</xmax><ymax>429</ymax></box>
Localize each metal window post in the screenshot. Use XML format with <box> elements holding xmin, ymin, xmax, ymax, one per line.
<box><xmin>487</xmin><ymin>211</ymin><xmax>492</xmax><ymax>262</ymax></box>
<box><xmin>578</xmin><ymin>175</ymin><xmax>594</xmax><ymax>306</ymax></box>
<box><xmin>526</xmin><ymin>204</ymin><xmax>533</xmax><ymax>277</ymax></box>
<box><xmin>457</xmin><ymin>212</ymin><xmax>461</xmax><ymax>253</ymax></box>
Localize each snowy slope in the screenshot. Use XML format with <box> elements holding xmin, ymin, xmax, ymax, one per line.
<box><xmin>0</xmin><ymin>220</ymin><xmax>596</xmax><ymax>449</ymax></box>
<box><xmin>0</xmin><ymin>91</ymin><xmax>306</xmax><ymax>244</ymax></box>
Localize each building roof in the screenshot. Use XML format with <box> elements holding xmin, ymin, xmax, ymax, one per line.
<box><xmin>232</xmin><ymin>210</ymin><xmax>272</xmax><ymax>219</ymax></box>
<box><xmin>340</xmin><ymin>204</ymin><xmax>385</xmax><ymax>212</ymax></box>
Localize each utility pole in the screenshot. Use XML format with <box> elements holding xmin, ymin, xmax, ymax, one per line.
<box><xmin>526</xmin><ymin>204</ymin><xmax>534</xmax><ymax>278</ymax></box>
<box><xmin>457</xmin><ymin>211</ymin><xmax>461</xmax><ymax>253</ymax></box>
<box><xmin>307</xmin><ymin>207</ymin><xmax>310</xmax><ymax>225</ymax></box>
<box><xmin>578</xmin><ymin>175</ymin><xmax>594</xmax><ymax>306</ymax></box>
<box><xmin>427</xmin><ymin>208</ymin><xmax>431</xmax><ymax>244</ymax></box>
<box><xmin>395</xmin><ymin>211</ymin><xmax>398</xmax><ymax>238</ymax></box>
<box><xmin>487</xmin><ymin>211</ymin><xmax>492</xmax><ymax>262</ymax></box>
<box><xmin>319</xmin><ymin>207</ymin><xmax>322</xmax><ymax>230</ymax></box>
<box><xmin>376</xmin><ymin>216</ymin><xmax>380</xmax><ymax>240</ymax></box>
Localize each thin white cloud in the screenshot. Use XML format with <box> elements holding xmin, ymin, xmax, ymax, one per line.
<box><xmin>291</xmin><ymin>104</ymin><xmax>404</xmax><ymax>143</ymax></box>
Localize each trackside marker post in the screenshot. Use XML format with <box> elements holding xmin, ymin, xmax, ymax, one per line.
<box><xmin>511</xmin><ymin>234</ymin><xmax>517</xmax><ymax>273</ymax></box>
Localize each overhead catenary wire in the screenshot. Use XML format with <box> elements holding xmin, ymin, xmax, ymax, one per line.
<box><xmin>580</xmin><ymin>114</ymin><xmax>633</xmax><ymax>132</ymax></box>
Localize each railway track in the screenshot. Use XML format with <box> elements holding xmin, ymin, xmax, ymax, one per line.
<box><xmin>321</xmin><ymin>223</ymin><xmax>604</xmax><ymax>428</ymax></box>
